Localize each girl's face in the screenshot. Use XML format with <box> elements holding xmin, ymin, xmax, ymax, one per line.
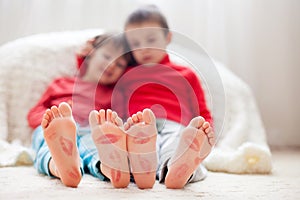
<box><xmin>83</xmin><ymin>43</ymin><xmax>127</xmax><ymax>85</ymax></box>
<box><xmin>125</xmin><ymin>22</ymin><xmax>171</xmax><ymax>65</ymax></box>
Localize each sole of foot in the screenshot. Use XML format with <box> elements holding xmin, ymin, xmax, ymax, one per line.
<box><xmin>165</xmin><ymin>116</ymin><xmax>214</xmax><ymax>189</ymax></box>
<box><xmin>42</xmin><ymin>102</ymin><xmax>81</xmax><ymax>187</ymax></box>
<box><xmin>125</xmin><ymin>109</ymin><xmax>158</xmax><ymax>189</ymax></box>
<box><xmin>89</xmin><ymin>109</ymin><xmax>130</xmax><ymax>188</ymax></box>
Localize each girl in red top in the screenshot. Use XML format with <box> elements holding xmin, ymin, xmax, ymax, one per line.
<box><xmin>28</xmin><ymin>34</ymin><xmax>130</xmax><ymax>128</ymax></box>
<box><xmin>28</xmin><ymin>33</ymin><xmax>132</xmax><ymax>187</ymax></box>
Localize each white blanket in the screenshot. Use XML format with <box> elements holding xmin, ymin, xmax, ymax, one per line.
<box><xmin>0</xmin><ymin>29</ymin><xmax>272</xmax><ymax>173</ymax></box>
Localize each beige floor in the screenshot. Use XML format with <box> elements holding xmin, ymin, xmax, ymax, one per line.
<box><xmin>0</xmin><ymin>149</ymin><xmax>299</xmax><ymax>200</ymax></box>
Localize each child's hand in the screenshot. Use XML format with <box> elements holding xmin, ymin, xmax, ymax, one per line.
<box><xmin>76</xmin><ymin>38</ymin><xmax>95</xmax><ymax>57</ymax></box>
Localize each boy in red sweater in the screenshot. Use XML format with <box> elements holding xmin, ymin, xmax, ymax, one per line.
<box><xmin>28</xmin><ymin>33</ymin><xmax>131</xmax><ymax>187</ymax></box>
<box><xmin>89</xmin><ymin>5</ymin><xmax>215</xmax><ymax>189</ymax></box>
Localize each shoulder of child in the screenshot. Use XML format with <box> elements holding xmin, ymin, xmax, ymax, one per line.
<box><xmin>169</xmin><ymin>61</ymin><xmax>196</xmax><ymax>73</ymax></box>
<box><xmin>172</xmin><ymin>63</ymin><xmax>201</xmax><ymax>84</ymax></box>
<box><xmin>52</xmin><ymin>76</ymin><xmax>76</xmax><ymax>84</ymax></box>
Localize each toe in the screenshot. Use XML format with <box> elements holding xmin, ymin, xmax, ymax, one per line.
<box><xmin>44</xmin><ymin>109</ymin><xmax>52</xmax><ymax>120</ymax></box>
<box><xmin>41</xmin><ymin>118</ymin><xmax>49</xmax><ymax>129</ymax></box>
<box><xmin>112</xmin><ymin>111</ymin><xmax>123</xmax><ymax>127</ymax></box>
<box><xmin>111</xmin><ymin>111</ymin><xmax>118</xmax><ymax>120</ymax></box>
<box><xmin>204</xmin><ymin>127</ymin><xmax>212</xmax><ymax>134</ymax></box>
<box><xmin>51</xmin><ymin>106</ymin><xmax>60</xmax><ymax>118</ymax></box>
<box><xmin>203</xmin><ymin>121</ymin><xmax>210</xmax><ymax>129</ymax></box>
<box><xmin>99</xmin><ymin>109</ymin><xmax>106</xmax><ymax>124</ymax></box>
<box><xmin>136</xmin><ymin>111</ymin><xmax>143</xmax><ymax>122</ymax></box>
<box><xmin>131</xmin><ymin>114</ymin><xmax>138</xmax><ymax>123</ymax></box>
<box><xmin>124</xmin><ymin>122</ymin><xmax>130</xmax><ymax>131</ymax></box>
<box><xmin>208</xmin><ymin>131</ymin><xmax>215</xmax><ymax>146</ymax></box>
<box><xmin>142</xmin><ymin>109</ymin><xmax>156</xmax><ymax>125</ymax></box>
<box><xmin>59</xmin><ymin>102</ymin><xmax>72</xmax><ymax>117</ymax></box>
<box><xmin>189</xmin><ymin>116</ymin><xmax>205</xmax><ymax>129</ymax></box>
<box><xmin>126</xmin><ymin>117</ymin><xmax>134</xmax><ymax>127</ymax></box>
<box><xmin>106</xmin><ymin>109</ymin><xmax>113</xmax><ymax>122</ymax></box>
<box><xmin>47</xmin><ymin>109</ymin><xmax>54</xmax><ymax>121</ymax></box>
<box><xmin>89</xmin><ymin>110</ymin><xmax>100</xmax><ymax>127</ymax></box>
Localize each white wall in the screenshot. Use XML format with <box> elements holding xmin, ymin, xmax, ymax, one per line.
<box><xmin>0</xmin><ymin>0</ymin><xmax>299</xmax><ymax>147</ymax></box>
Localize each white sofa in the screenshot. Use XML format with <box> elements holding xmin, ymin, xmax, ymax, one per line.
<box><xmin>0</xmin><ymin>29</ymin><xmax>272</xmax><ymax>174</ymax></box>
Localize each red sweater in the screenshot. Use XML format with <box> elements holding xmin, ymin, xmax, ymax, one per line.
<box><xmin>111</xmin><ymin>55</ymin><xmax>212</xmax><ymax>126</ymax></box>
<box><xmin>27</xmin><ymin>77</ymin><xmax>114</xmax><ymax>129</ymax></box>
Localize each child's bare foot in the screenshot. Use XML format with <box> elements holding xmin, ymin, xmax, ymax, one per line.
<box><xmin>124</xmin><ymin>109</ymin><xmax>157</xmax><ymax>189</ymax></box>
<box><xmin>165</xmin><ymin>117</ymin><xmax>215</xmax><ymax>189</ymax></box>
<box><xmin>89</xmin><ymin>109</ymin><xmax>129</xmax><ymax>188</ymax></box>
<box><xmin>42</xmin><ymin>102</ymin><xmax>81</xmax><ymax>187</ymax></box>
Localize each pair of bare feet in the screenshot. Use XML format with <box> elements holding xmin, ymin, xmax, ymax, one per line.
<box><xmin>42</xmin><ymin>102</ymin><xmax>214</xmax><ymax>189</ymax></box>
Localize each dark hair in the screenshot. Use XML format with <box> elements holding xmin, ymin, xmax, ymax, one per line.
<box><xmin>92</xmin><ymin>33</ymin><xmax>126</xmax><ymax>51</ymax></box>
<box><xmin>124</xmin><ymin>5</ymin><xmax>169</xmax><ymax>35</ymax></box>
<box><xmin>79</xmin><ymin>33</ymin><xmax>134</xmax><ymax>76</ymax></box>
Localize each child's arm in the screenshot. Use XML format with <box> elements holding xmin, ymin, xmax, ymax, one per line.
<box><xmin>27</xmin><ymin>82</ymin><xmax>56</xmax><ymax>129</ymax></box>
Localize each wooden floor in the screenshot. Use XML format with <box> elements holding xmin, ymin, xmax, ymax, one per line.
<box><xmin>0</xmin><ymin>149</ymin><xmax>299</xmax><ymax>200</ymax></box>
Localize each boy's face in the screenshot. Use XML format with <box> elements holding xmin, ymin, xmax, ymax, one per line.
<box><xmin>83</xmin><ymin>43</ymin><xmax>127</xmax><ymax>85</ymax></box>
<box><xmin>125</xmin><ymin>22</ymin><xmax>171</xmax><ymax>65</ymax></box>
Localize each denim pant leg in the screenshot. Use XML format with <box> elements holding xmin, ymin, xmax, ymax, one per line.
<box><xmin>31</xmin><ymin>126</ymin><xmax>53</xmax><ymax>176</ymax></box>
<box><xmin>77</xmin><ymin>128</ymin><xmax>108</xmax><ymax>181</ymax></box>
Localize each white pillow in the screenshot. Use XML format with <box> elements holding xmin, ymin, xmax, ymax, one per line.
<box><xmin>0</xmin><ymin>29</ymin><xmax>103</xmax><ymax>146</ymax></box>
